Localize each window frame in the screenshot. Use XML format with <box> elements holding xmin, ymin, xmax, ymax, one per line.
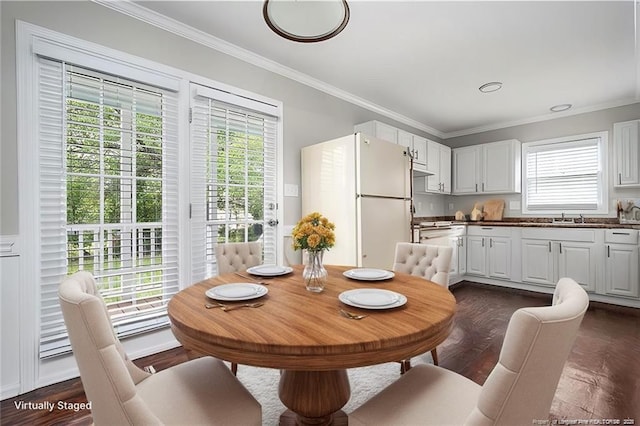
<box><xmin>521</xmin><ymin>131</ymin><xmax>609</xmax><ymax>215</ymax></box>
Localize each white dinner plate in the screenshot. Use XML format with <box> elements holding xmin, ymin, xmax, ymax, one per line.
<box><xmin>246</xmin><ymin>265</ymin><xmax>294</xmax><ymax>277</ymax></box>
<box><xmin>206</xmin><ymin>283</ymin><xmax>268</xmax><ymax>301</ymax></box>
<box><xmin>339</xmin><ymin>289</ymin><xmax>407</xmax><ymax>310</ymax></box>
<box><xmin>343</xmin><ymin>268</ymin><xmax>395</xmax><ymax>281</ymax></box>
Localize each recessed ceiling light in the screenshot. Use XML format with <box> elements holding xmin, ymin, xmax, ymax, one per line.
<box><xmin>479</xmin><ymin>82</ymin><xmax>503</xmax><ymax>93</ymax></box>
<box><xmin>550</xmin><ymin>104</ymin><xmax>572</xmax><ymax>112</ymax></box>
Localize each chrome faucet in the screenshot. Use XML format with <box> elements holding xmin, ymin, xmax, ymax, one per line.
<box><xmin>561</xmin><ymin>212</ymin><xmax>565</xmax><ymax>221</ymax></box>
<box><xmin>579</xmin><ymin>214</ymin><xmax>585</xmax><ymax>223</ymax></box>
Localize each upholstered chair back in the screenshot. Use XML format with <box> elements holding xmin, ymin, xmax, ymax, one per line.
<box><xmin>215</xmin><ymin>242</ymin><xmax>262</xmax><ymax>275</ymax></box>
<box><xmin>465</xmin><ymin>277</ymin><xmax>589</xmax><ymax>425</ymax></box>
<box><xmin>58</xmin><ymin>271</ymin><xmax>158</xmax><ymax>425</ymax></box>
<box><xmin>393</xmin><ymin>243</ymin><xmax>453</xmax><ymax>287</ymax></box>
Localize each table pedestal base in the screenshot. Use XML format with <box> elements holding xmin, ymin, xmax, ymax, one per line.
<box><xmin>278</xmin><ymin>369</ymin><xmax>350</xmax><ymax>426</ymax></box>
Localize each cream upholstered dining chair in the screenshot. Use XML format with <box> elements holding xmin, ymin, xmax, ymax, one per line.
<box><xmin>214</xmin><ymin>241</ymin><xmax>262</xmax><ymax>375</ymax></box>
<box><xmin>58</xmin><ymin>271</ymin><xmax>261</xmax><ymax>426</ymax></box>
<box><xmin>392</xmin><ymin>242</ymin><xmax>453</xmax><ymax>370</ymax></box>
<box><xmin>215</xmin><ymin>241</ymin><xmax>262</xmax><ymax>274</ymax></box>
<box><xmin>349</xmin><ymin>277</ymin><xmax>589</xmax><ymax>426</ymax></box>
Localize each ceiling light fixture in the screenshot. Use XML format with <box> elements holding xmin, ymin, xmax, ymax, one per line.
<box><xmin>479</xmin><ymin>82</ymin><xmax>503</xmax><ymax>93</ymax></box>
<box><xmin>550</xmin><ymin>104</ymin><xmax>572</xmax><ymax>112</ymax></box>
<box><xmin>263</xmin><ymin>0</ymin><xmax>350</xmax><ymax>43</ymax></box>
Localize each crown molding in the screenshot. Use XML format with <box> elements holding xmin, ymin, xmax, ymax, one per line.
<box><xmin>92</xmin><ymin>0</ymin><xmax>445</xmax><ymax>139</ymax></box>
<box><xmin>442</xmin><ymin>98</ymin><xmax>640</xmax><ymax>139</ymax></box>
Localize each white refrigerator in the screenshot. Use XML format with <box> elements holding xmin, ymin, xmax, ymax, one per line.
<box><xmin>301</xmin><ymin>133</ymin><xmax>412</xmax><ymax>269</ymax></box>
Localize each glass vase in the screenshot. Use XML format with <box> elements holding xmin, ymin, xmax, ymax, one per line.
<box><xmin>303</xmin><ymin>250</ymin><xmax>328</xmax><ymax>293</ymax></box>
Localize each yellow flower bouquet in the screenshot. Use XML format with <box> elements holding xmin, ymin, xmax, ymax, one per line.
<box><xmin>292</xmin><ymin>212</ymin><xmax>336</xmax><ymax>253</ymax></box>
<box><xmin>292</xmin><ymin>212</ymin><xmax>335</xmax><ymax>292</ymax></box>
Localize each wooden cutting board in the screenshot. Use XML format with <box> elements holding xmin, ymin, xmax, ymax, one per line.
<box><xmin>483</xmin><ymin>199</ymin><xmax>505</xmax><ymax>221</ymax></box>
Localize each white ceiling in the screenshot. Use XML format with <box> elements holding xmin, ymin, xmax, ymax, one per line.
<box><xmin>122</xmin><ymin>1</ymin><xmax>638</xmax><ymax>138</ymax></box>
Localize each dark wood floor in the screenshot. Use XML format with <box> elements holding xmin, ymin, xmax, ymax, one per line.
<box><xmin>2</xmin><ymin>281</ymin><xmax>639</xmax><ymax>425</ymax></box>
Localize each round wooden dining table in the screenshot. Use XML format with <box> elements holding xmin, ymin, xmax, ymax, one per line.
<box><xmin>168</xmin><ymin>264</ymin><xmax>456</xmax><ymax>426</ymax></box>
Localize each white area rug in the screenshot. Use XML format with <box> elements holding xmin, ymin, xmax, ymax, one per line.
<box><xmin>235</xmin><ymin>353</ymin><xmax>433</xmax><ymax>425</ymax></box>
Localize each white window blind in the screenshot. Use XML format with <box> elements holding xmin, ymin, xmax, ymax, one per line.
<box><xmin>524</xmin><ymin>136</ymin><xmax>604</xmax><ymax>211</ymax></box>
<box><xmin>38</xmin><ymin>58</ymin><xmax>180</xmax><ymax>358</ymax></box>
<box><xmin>190</xmin><ymin>84</ymin><xmax>278</xmax><ymax>281</ymax></box>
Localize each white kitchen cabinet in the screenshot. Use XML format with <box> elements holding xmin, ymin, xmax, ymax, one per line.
<box><xmin>521</xmin><ymin>228</ymin><xmax>598</xmax><ymax>292</ymax></box>
<box><xmin>452</xmin><ymin>146</ymin><xmax>480</xmax><ymax>194</ymax></box>
<box><xmin>604</xmin><ymin>230</ymin><xmax>639</xmax><ymax>298</ymax></box>
<box><xmin>521</xmin><ymin>239</ymin><xmax>555</xmax><ymax>285</ymax></box>
<box><xmin>466</xmin><ymin>227</ymin><xmax>511</xmax><ymax>280</ymax></box>
<box><xmin>354</xmin><ymin>120</ymin><xmax>398</xmax><ymax>144</ymax></box>
<box><xmin>447</xmin><ymin>227</ymin><xmax>466</xmax><ymax>284</ymax></box>
<box><xmin>397</xmin><ymin>130</ymin><xmax>429</xmax><ymax>174</ymax></box>
<box><xmin>613</xmin><ymin>120</ymin><xmax>640</xmax><ymax>187</ymax></box>
<box><xmin>452</xmin><ymin>139</ymin><xmax>521</xmax><ymax>194</ymax></box>
<box><xmin>422</xmin><ymin>140</ymin><xmax>451</xmax><ymax>194</ymax></box>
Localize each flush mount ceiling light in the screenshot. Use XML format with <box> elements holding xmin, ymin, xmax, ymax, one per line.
<box><xmin>263</xmin><ymin>0</ymin><xmax>350</xmax><ymax>43</ymax></box>
<box><xmin>550</xmin><ymin>104</ymin><xmax>572</xmax><ymax>112</ymax></box>
<box><xmin>479</xmin><ymin>81</ymin><xmax>503</xmax><ymax>93</ymax></box>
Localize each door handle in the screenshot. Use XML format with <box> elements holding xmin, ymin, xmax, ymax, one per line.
<box><xmin>267</xmin><ymin>219</ymin><xmax>279</xmax><ymax>227</ymax></box>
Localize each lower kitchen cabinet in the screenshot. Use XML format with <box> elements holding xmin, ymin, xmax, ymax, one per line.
<box><xmin>449</xmin><ymin>233</ymin><xmax>466</xmax><ymax>284</ymax></box>
<box><xmin>466</xmin><ymin>227</ymin><xmax>511</xmax><ymax>280</ymax></box>
<box><xmin>521</xmin><ymin>229</ymin><xmax>598</xmax><ymax>292</ymax></box>
<box><xmin>521</xmin><ymin>239</ymin><xmax>554</xmax><ymax>285</ymax></box>
<box><xmin>604</xmin><ymin>230</ymin><xmax>639</xmax><ymax>298</ymax></box>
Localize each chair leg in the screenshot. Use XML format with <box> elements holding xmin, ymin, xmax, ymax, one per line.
<box><xmin>231</xmin><ymin>362</ymin><xmax>238</xmax><ymax>376</ymax></box>
<box><xmin>431</xmin><ymin>348</ymin><xmax>439</xmax><ymax>366</ymax></box>
<box><xmin>400</xmin><ymin>359</ymin><xmax>411</xmax><ymax>374</ymax></box>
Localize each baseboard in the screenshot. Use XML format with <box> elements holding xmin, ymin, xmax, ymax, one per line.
<box><xmin>1</xmin><ymin>383</ymin><xmax>21</xmax><ymax>400</ymax></box>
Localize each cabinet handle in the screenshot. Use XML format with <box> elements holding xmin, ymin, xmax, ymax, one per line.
<box><xmin>559</xmin><ymin>242</ymin><xmax>562</xmax><ymax>254</ymax></box>
<box><xmin>619</xmin><ymin>173</ymin><xmax>622</xmax><ymax>185</ymax></box>
<box><xmin>461</xmin><ymin>238</ymin><xmax>464</xmax><ymax>247</ymax></box>
<box><xmin>490</xmin><ymin>238</ymin><xmax>493</xmax><ymax>248</ymax></box>
<box><xmin>415</xmin><ymin>149</ymin><xmax>418</xmax><ymax>160</ymax></box>
<box><xmin>482</xmin><ymin>238</ymin><xmax>485</xmax><ymax>247</ymax></box>
<box><xmin>481</xmin><ymin>227</ymin><xmax>493</xmax><ymax>230</ymax></box>
<box><xmin>482</xmin><ymin>182</ymin><xmax>485</xmax><ymax>192</ymax></box>
<box><xmin>612</xmin><ymin>232</ymin><xmax>630</xmax><ymax>235</ymax></box>
<box><xmin>607</xmin><ymin>245</ymin><xmax>610</xmax><ymax>257</ymax></box>
<box><xmin>475</xmin><ymin>183</ymin><xmax>478</xmax><ymax>192</ymax></box>
<box><xmin>548</xmin><ymin>241</ymin><xmax>552</xmax><ymax>252</ymax></box>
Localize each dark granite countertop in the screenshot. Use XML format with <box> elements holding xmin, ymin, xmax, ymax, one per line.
<box><xmin>414</xmin><ymin>217</ymin><xmax>640</xmax><ymax>230</ymax></box>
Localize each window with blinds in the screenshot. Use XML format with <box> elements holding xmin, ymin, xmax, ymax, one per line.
<box><xmin>190</xmin><ymin>84</ymin><xmax>278</xmax><ymax>281</ymax></box>
<box><xmin>38</xmin><ymin>58</ymin><xmax>179</xmax><ymax>358</ymax></box>
<box><xmin>523</xmin><ymin>134</ymin><xmax>607</xmax><ymax>213</ymax></box>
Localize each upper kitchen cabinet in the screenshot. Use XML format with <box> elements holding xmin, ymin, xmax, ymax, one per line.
<box><xmin>354</xmin><ymin>120</ymin><xmax>398</xmax><ymax>144</ymax></box>
<box><xmin>397</xmin><ymin>130</ymin><xmax>430</xmax><ymax>175</ymax></box>
<box><xmin>613</xmin><ymin>120</ymin><xmax>640</xmax><ymax>187</ymax></box>
<box><xmin>419</xmin><ymin>140</ymin><xmax>451</xmax><ymax>194</ymax></box>
<box><xmin>452</xmin><ymin>139</ymin><xmax>521</xmax><ymax>195</ymax></box>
